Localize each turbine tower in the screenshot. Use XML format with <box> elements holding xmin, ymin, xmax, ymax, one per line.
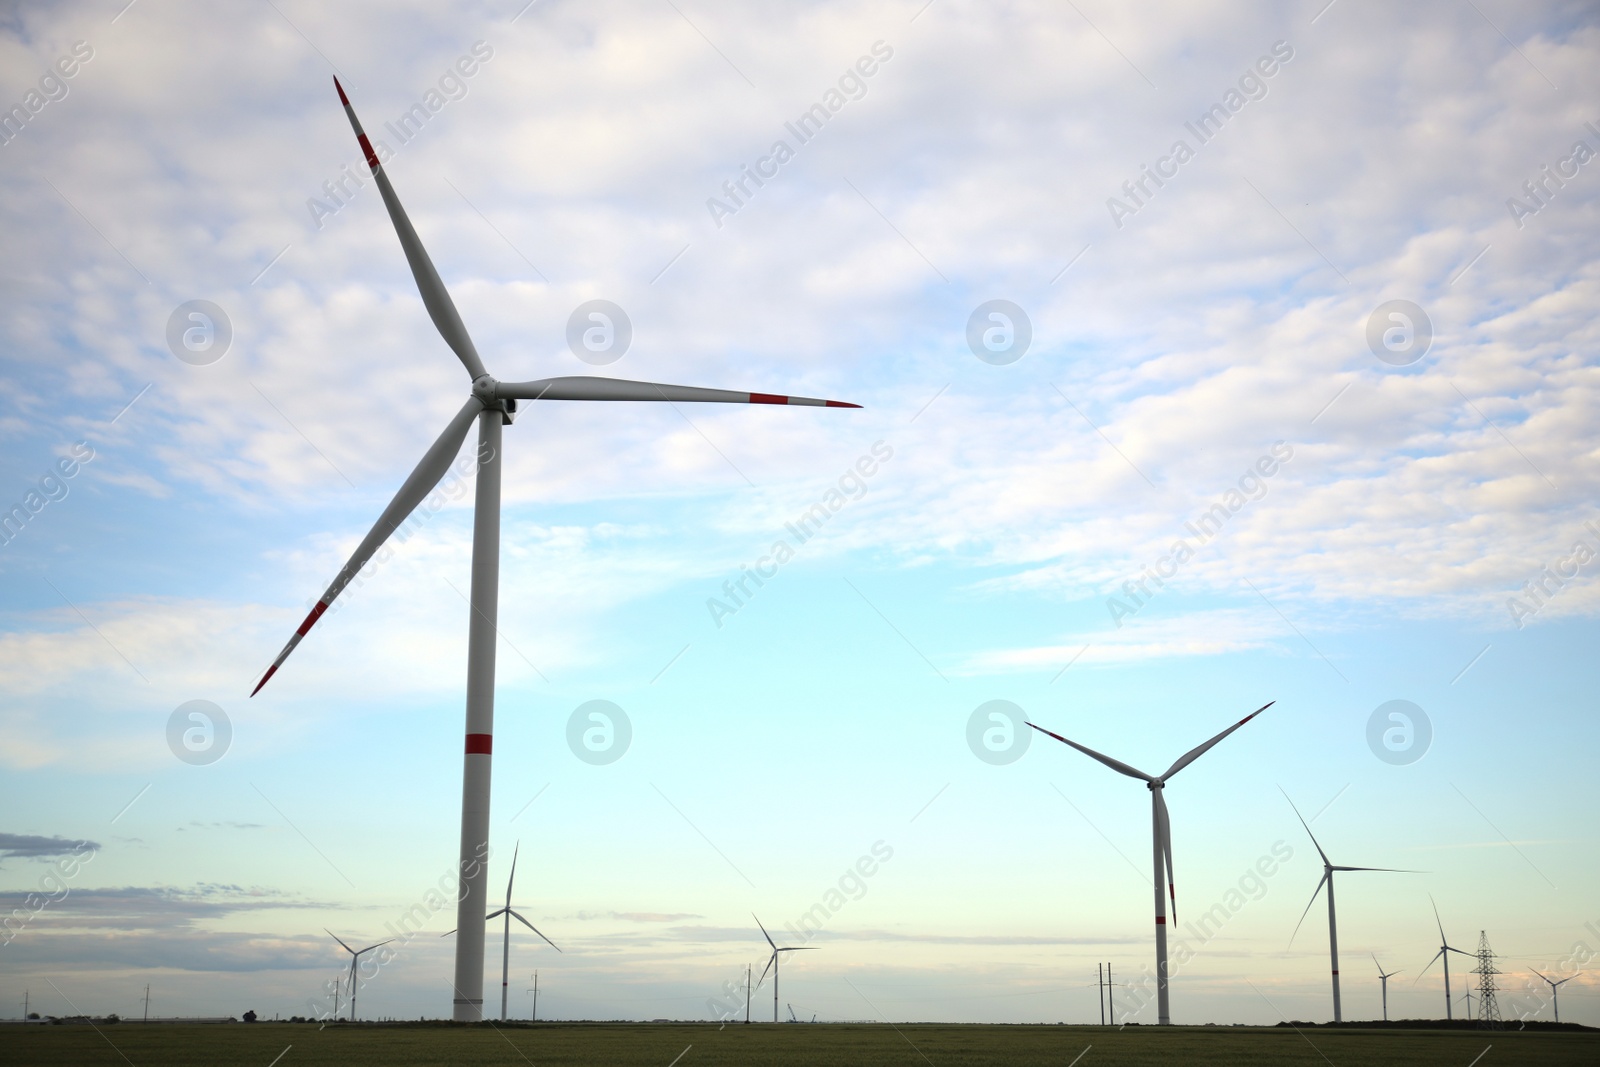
<box><xmin>754</xmin><ymin>914</ymin><xmax>816</xmax><ymax>1022</ymax></box>
<box><xmin>1026</xmin><ymin>701</ymin><xmax>1273</xmax><ymax>1024</ymax></box>
<box><xmin>326</xmin><ymin>930</ymin><xmax>393</xmax><ymax>1022</ymax></box>
<box><xmin>1373</xmin><ymin>955</ymin><xmax>1401</xmax><ymax>1022</ymax></box>
<box><xmin>1531</xmin><ymin>968</ymin><xmax>1573</xmax><ymax>1024</ymax></box>
<box><xmin>254</xmin><ymin>79</ymin><xmax>859</xmax><ymax>1021</ymax></box>
<box><xmin>1282</xmin><ymin>789</ymin><xmax>1414</xmax><ymax>1022</ymax></box>
<box><xmin>1418</xmin><ymin>896</ymin><xmax>1473</xmax><ymax>1020</ymax></box>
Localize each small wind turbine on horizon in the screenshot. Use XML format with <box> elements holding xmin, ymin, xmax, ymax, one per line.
<box><xmin>442</xmin><ymin>841</ymin><xmax>561</xmax><ymax>1021</ymax></box>
<box><xmin>1531</xmin><ymin>968</ymin><xmax>1574</xmax><ymax>1024</ymax></box>
<box><xmin>326</xmin><ymin>930</ymin><xmax>394</xmax><ymax>1022</ymax></box>
<box><xmin>1418</xmin><ymin>896</ymin><xmax>1474</xmax><ymax>1020</ymax></box>
<box><xmin>754</xmin><ymin>914</ymin><xmax>816</xmax><ymax>1023</ymax></box>
<box><xmin>252</xmin><ymin>77</ymin><xmax>860</xmax><ymax>1021</ymax></box>
<box><xmin>1282</xmin><ymin>788</ymin><xmax>1417</xmax><ymax>1022</ymax></box>
<box><xmin>1026</xmin><ymin>701</ymin><xmax>1274</xmax><ymax>1025</ymax></box>
<box><xmin>1373</xmin><ymin>955</ymin><xmax>1401</xmax><ymax>1022</ymax></box>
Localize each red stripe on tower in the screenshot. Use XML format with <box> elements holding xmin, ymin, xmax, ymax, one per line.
<box><xmin>1155</xmin><ymin>915</ymin><xmax>1166</xmax><ymax>924</ymax></box>
<box><xmin>296</xmin><ymin>601</ymin><xmax>329</xmax><ymax>636</ymax></box>
<box><xmin>358</xmin><ymin>134</ymin><xmax>380</xmax><ymax>171</ymax></box>
<box><xmin>465</xmin><ymin>733</ymin><xmax>492</xmax><ymax>755</ymax></box>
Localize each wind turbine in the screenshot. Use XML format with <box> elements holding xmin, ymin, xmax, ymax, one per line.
<box><xmin>440</xmin><ymin>842</ymin><xmax>560</xmax><ymax>1021</ymax></box>
<box><xmin>1026</xmin><ymin>701</ymin><xmax>1273</xmax><ymax>1025</ymax></box>
<box><xmin>252</xmin><ymin>79</ymin><xmax>859</xmax><ymax>1022</ymax></box>
<box><xmin>1282</xmin><ymin>789</ymin><xmax>1415</xmax><ymax>1022</ymax></box>
<box><xmin>1531</xmin><ymin>968</ymin><xmax>1573</xmax><ymax>1024</ymax></box>
<box><xmin>754</xmin><ymin>914</ymin><xmax>816</xmax><ymax>1022</ymax></box>
<box><xmin>1373</xmin><ymin>955</ymin><xmax>1401</xmax><ymax>1022</ymax></box>
<box><xmin>326</xmin><ymin>930</ymin><xmax>393</xmax><ymax>1022</ymax></box>
<box><xmin>1418</xmin><ymin>896</ymin><xmax>1474</xmax><ymax>1020</ymax></box>
<box><xmin>488</xmin><ymin>843</ymin><xmax>560</xmax><ymax>1021</ymax></box>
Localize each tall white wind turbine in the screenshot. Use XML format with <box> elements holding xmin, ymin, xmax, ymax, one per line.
<box><xmin>1531</xmin><ymin>968</ymin><xmax>1573</xmax><ymax>1024</ymax></box>
<box><xmin>253</xmin><ymin>79</ymin><xmax>859</xmax><ymax>1021</ymax></box>
<box><xmin>1373</xmin><ymin>955</ymin><xmax>1401</xmax><ymax>1022</ymax></box>
<box><xmin>754</xmin><ymin>914</ymin><xmax>816</xmax><ymax>1023</ymax></box>
<box><xmin>1026</xmin><ymin>701</ymin><xmax>1274</xmax><ymax>1025</ymax></box>
<box><xmin>1418</xmin><ymin>896</ymin><xmax>1473</xmax><ymax>1021</ymax></box>
<box><xmin>487</xmin><ymin>843</ymin><xmax>559</xmax><ymax>1021</ymax></box>
<box><xmin>1282</xmin><ymin>789</ymin><xmax>1415</xmax><ymax>1022</ymax></box>
<box><xmin>326</xmin><ymin>930</ymin><xmax>393</xmax><ymax>1022</ymax></box>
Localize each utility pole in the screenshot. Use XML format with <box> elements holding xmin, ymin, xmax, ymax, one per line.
<box><xmin>1107</xmin><ymin>963</ymin><xmax>1114</xmax><ymax>1025</ymax></box>
<box><xmin>1097</xmin><ymin>964</ymin><xmax>1104</xmax><ymax>1025</ymax></box>
<box><xmin>1473</xmin><ymin>931</ymin><xmax>1502</xmax><ymax>1030</ymax></box>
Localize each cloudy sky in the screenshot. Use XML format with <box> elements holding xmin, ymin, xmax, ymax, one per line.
<box><xmin>2</xmin><ymin>0</ymin><xmax>1598</xmax><ymax>1029</ymax></box>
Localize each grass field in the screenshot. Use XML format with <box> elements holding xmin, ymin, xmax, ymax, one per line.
<box><xmin>1</xmin><ymin>1022</ymin><xmax>1596</xmax><ymax>1066</ymax></box>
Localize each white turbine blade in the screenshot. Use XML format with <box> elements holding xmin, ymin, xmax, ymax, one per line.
<box><xmin>506</xmin><ymin>841</ymin><xmax>519</xmax><ymax>906</ymax></box>
<box><xmin>1155</xmin><ymin>789</ymin><xmax>1176</xmax><ymax>921</ymax></box>
<box><xmin>1160</xmin><ymin>701</ymin><xmax>1274</xmax><ymax>780</ymax></box>
<box><xmin>495</xmin><ymin>376</ymin><xmax>860</xmax><ymax>408</ymax></box>
<box><xmin>779</xmin><ymin>946</ymin><xmax>820</xmax><ymax>952</ymax></box>
<box><xmin>1331</xmin><ymin>866</ymin><xmax>1419</xmax><ymax>873</ymax></box>
<box><xmin>439</xmin><ymin>928</ymin><xmax>457</xmax><ymax>937</ymax></box>
<box><xmin>357</xmin><ymin>938</ymin><xmax>395</xmax><ymax>954</ymax></box>
<box><xmin>1024</xmin><ymin>722</ymin><xmax>1152</xmax><ymax>782</ymax></box>
<box><xmin>332</xmin><ymin>78</ymin><xmax>487</xmax><ymax>381</ymax></box>
<box><xmin>251</xmin><ymin>396</ymin><xmax>485</xmax><ymax>695</ymax></box>
<box><xmin>1287</xmin><ymin>872</ymin><xmax>1329</xmax><ymax>948</ymax></box>
<box><xmin>1278</xmin><ymin>787</ymin><xmax>1331</xmax><ymax>868</ymax></box>
<box><xmin>325</xmin><ymin>929</ymin><xmax>356</xmax><ymax>955</ymax></box>
<box><xmin>1415</xmin><ymin>948</ymin><xmax>1445</xmax><ymax>982</ymax></box>
<box><xmin>486</xmin><ymin>909</ymin><xmax>507</xmax><ymax>920</ymax></box>
<box><xmin>753</xmin><ymin>913</ymin><xmax>778</xmax><ymax>951</ymax></box>
<box><xmin>757</xmin><ymin>952</ymin><xmax>777</xmax><ymax>988</ymax></box>
<box><xmin>508</xmin><ymin>909</ymin><xmax>562</xmax><ymax>952</ymax></box>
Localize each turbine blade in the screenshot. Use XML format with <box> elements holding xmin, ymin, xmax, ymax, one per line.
<box><xmin>1278</xmin><ymin>786</ymin><xmax>1331</xmax><ymax>868</ymax></box>
<box><xmin>1287</xmin><ymin>872</ymin><xmax>1328</xmax><ymax>948</ymax></box>
<box><xmin>1155</xmin><ymin>789</ymin><xmax>1176</xmax><ymax>922</ymax></box>
<box><xmin>1024</xmin><ymin>722</ymin><xmax>1153</xmax><ymax>782</ymax></box>
<box><xmin>508</xmin><ymin>909</ymin><xmax>562</xmax><ymax>952</ymax></box>
<box><xmin>325</xmin><ymin>929</ymin><xmax>356</xmax><ymax>954</ymax></box>
<box><xmin>251</xmin><ymin>396</ymin><xmax>484</xmax><ymax>695</ymax></box>
<box><xmin>507</xmin><ymin>841</ymin><xmax>519</xmax><ymax>905</ymax></box>
<box><xmin>780</xmin><ymin>946</ymin><xmax>820</xmax><ymax>952</ymax></box>
<box><xmin>1330</xmin><ymin>866</ymin><xmax>1419</xmax><ymax>873</ymax></box>
<box><xmin>494</xmin><ymin>376</ymin><xmax>860</xmax><ymax>407</ymax></box>
<box><xmin>1160</xmin><ymin>701</ymin><xmax>1274</xmax><ymax>780</ymax></box>
<box><xmin>757</xmin><ymin>952</ymin><xmax>777</xmax><ymax>988</ymax></box>
<box><xmin>332</xmin><ymin>78</ymin><xmax>486</xmax><ymax>381</ymax></box>
<box><xmin>358</xmin><ymin>939</ymin><xmax>395</xmax><ymax>953</ymax></box>
<box><xmin>1416</xmin><ymin>948</ymin><xmax>1445</xmax><ymax>982</ymax></box>
<box><xmin>1430</xmin><ymin>893</ymin><xmax>1447</xmax><ymax>944</ymax></box>
<box><xmin>753</xmin><ymin>913</ymin><xmax>778</xmax><ymax>951</ymax></box>
<box><xmin>486</xmin><ymin>909</ymin><xmax>507</xmax><ymax>920</ymax></box>
<box><xmin>439</xmin><ymin>928</ymin><xmax>457</xmax><ymax>937</ymax></box>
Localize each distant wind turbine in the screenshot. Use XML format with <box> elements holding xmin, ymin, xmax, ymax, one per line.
<box><xmin>1418</xmin><ymin>896</ymin><xmax>1474</xmax><ymax>1020</ymax></box>
<box><xmin>441</xmin><ymin>842</ymin><xmax>560</xmax><ymax>1020</ymax></box>
<box><xmin>325</xmin><ymin>930</ymin><xmax>394</xmax><ymax>1022</ymax></box>
<box><xmin>1027</xmin><ymin>701</ymin><xmax>1274</xmax><ymax>1024</ymax></box>
<box><xmin>1373</xmin><ymin>955</ymin><xmax>1401</xmax><ymax>1022</ymax></box>
<box><xmin>1282</xmin><ymin>788</ymin><xmax>1416</xmax><ymax>1022</ymax></box>
<box><xmin>1531</xmin><ymin>968</ymin><xmax>1574</xmax><ymax>1024</ymax></box>
<box><xmin>754</xmin><ymin>914</ymin><xmax>816</xmax><ymax>1023</ymax></box>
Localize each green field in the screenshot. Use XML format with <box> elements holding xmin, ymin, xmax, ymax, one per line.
<box><xmin>1</xmin><ymin>1022</ymin><xmax>1595</xmax><ymax>1066</ymax></box>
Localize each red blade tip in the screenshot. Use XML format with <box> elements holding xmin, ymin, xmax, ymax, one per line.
<box><xmin>250</xmin><ymin>663</ymin><xmax>280</xmax><ymax>698</ymax></box>
<box><xmin>334</xmin><ymin>77</ymin><xmax>349</xmax><ymax>106</ymax></box>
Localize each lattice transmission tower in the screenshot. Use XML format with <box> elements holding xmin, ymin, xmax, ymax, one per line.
<box><xmin>1473</xmin><ymin>930</ymin><xmax>1503</xmax><ymax>1029</ymax></box>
